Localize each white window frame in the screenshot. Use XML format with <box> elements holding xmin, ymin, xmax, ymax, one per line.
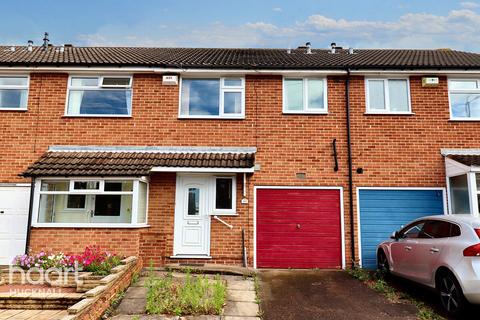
<box><xmin>365</xmin><ymin>78</ymin><xmax>412</xmax><ymax>114</ymax></box>
<box><xmin>178</xmin><ymin>77</ymin><xmax>245</xmax><ymax>119</ymax></box>
<box><xmin>448</xmin><ymin>78</ymin><xmax>480</xmax><ymax>121</ymax></box>
<box><xmin>32</xmin><ymin>177</ymin><xmax>149</xmax><ymax>228</ymax></box>
<box><xmin>282</xmin><ymin>77</ymin><xmax>328</xmax><ymax>114</ymax></box>
<box><xmin>0</xmin><ymin>75</ymin><xmax>29</xmax><ymax>111</ymax></box>
<box><xmin>65</xmin><ymin>75</ymin><xmax>133</xmax><ymax>117</ymax></box>
<box><xmin>213</xmin><ymin>176</ymin><xmax>237</xmax><ymax>215</ymax></box>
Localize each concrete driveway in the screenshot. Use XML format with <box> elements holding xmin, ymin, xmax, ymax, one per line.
<box><xmin>259</xmin><ymin>270</ymin><xmax>418</xmax><ymax>320</ymax></box>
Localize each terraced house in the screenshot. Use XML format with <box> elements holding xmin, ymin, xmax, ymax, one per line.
<box><xmin>1</xmin><ymin>41</ymin><xmax>480</xmax><ymax>270</ymax></box>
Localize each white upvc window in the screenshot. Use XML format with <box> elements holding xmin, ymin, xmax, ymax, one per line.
<box><xmin>449</xmin><ymin>79</ymin><xmax>480</xmax><ymax>120</ymax></box>
<box><xmin>283</xmin><ymin>77</ymin><xmax>328</xmax><ymax>113</ymax></box>
<box><xmin>33</xmin><ymin>177</ymin><xmax>148</xmax><ymax>227</ymax></box>
<box><xmin>213</xmin><ymin>176</ymin><xmax>237</xmax><ymax>215</ymax></box>
<box><xmin>66</xmin><ymin>75</ymin><xmax>132</xmax><ymax>117</ymax></box>
<box><xmin>0</xmin><ymin>75</ymin><xmax>29</xmax><ymax>110</ymax></box>
<box><xmin>179</xmin><ymin>77</ymin><xmax>245</xmax><ymax>119</ymax></box>
<box><xmin>366</xmin><ymin>78</ymin><xmax>411</xmax><ymax>114</ymax></box>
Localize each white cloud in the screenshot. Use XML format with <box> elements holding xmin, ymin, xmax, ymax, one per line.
<box><xmin>461</xmin><ymin>1</ymin><xmax>479</xmax><ymax>9</ymax></box>
<box><xmin>77</xmin><ymin>7</ymin><xmax>480</xmax><ymax>51</ymax></box>
<box><xmin>273</xmin><ymin>7</ymin><xmax>282</xmax><ymax>12</ymax></box>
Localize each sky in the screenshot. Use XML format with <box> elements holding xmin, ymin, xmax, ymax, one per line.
<box><xmin>1</xmin><ymin>0</ymin><xmax>480</xmax><ymax>51</ymax></box>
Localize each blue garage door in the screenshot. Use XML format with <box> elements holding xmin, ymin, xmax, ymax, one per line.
<box><xmin>359</xmin><ymin>189</ymin><xmax>444</xmax><ymax>269</ymax></box>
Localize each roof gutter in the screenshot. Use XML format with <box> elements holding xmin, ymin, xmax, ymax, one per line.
<box><xmin>0</xmin><ymin>66</ymin><xmax>348</xmax><ymax>75</ymax></box>
<box><xmin>350</xmin><ymin>69</ymin><xmax>480</xmax><ymax>75</ymax></box>
<box><xmin>345</xmin><ymin>68</ymin><xmax>356</xmax><ymax>268</ymax></box>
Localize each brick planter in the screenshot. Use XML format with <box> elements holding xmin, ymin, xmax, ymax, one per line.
<box><xmin>66</xmin><ymin>256</ymin><xmax>142</xmax><ymax>320</ymax></box>
<box><xmin>0</xmin><ymin>256</ymin><xmax>140</xmax><ymax>316</ymax></box>
<box><xmin>76</xmin><ymin>274</ymin><xmax>103</xmax><ymax>293</ymax></box>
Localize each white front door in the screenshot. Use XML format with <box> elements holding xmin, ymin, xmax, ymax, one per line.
<box><xmin>0</xmin><ymin>186</ymin><xmax>30</xmax><ymax>265</ymax></box>
<box><xmin>173</xmin><ymin>175</ymin><xmax>210</xmax><ymax>256</ymax></box>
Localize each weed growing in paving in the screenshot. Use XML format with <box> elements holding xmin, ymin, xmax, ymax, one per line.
<box><xmin>252</xmin><ymin>274</ymin><xmax>264</xmax><ymax>318</ymax></box>
<box><xmin>145</xmin><ymin>271</ymin><xmax>226</xmax><ymax>316</ymax></box>
<box><xmin>347</xmin><ymin>267</ymin><xmax>444</xmax><ymax>320</ymax></box>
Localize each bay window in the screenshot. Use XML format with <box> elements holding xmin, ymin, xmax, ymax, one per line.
<box><xmin>449</xmin><ymin>79</ymin><xmax>480</xmax><ymax>120</ymax></box>
<box><xmin>0</xmin><ymin>76</ymin><xmax>29</xmax><ymax>110</ymax></box>
<box><xmin>179</xmin><ymin>78</ymin><xmax>245</xmax><ymax>118</ymax></box>
<box><xmin>283</xmin><ymin>78</ymin><xmax>327</xmax><ymax>113</ymax></box>
<box><xmin>366</xmin><ymin>78</ymin><xmax>411</xmax><ymax>113</ymax></box>
<box><xmin>66</xmin><ymin>76</ymin><xmax>132</xmax><ymax>116</ymax></box>
<box><xmin>34</xmin><ymin>178</ymin><xmax>148</xmax><ymax>226</ymax></box>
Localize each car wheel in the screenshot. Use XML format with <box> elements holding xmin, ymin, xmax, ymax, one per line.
<box><xmin>377</xmin><ymin>250</ymin><xmax>390</xmax><ymax>275</ymax></box>
<box><xmin>437</xmin><ymin>271</ymin><xmax>466</xmax><ymax>316</ymax></box>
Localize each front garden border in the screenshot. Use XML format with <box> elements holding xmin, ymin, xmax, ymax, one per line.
<box><xmin>64</xmin><ymin>256</ymin><xmax>142</xmax><ymax>320</ymax></box>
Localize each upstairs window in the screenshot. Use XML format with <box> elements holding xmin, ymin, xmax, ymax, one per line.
<box><xmin>449</xmin><ymin>79</ymin><xmax>480</xmax><ymax>120</ymax></box>
<box><xmin>179</xmin><ymin>78</ymin><xmax>245</xmax><ymax>118</ymax></box>
<box><xmin>66</xmin><ymin>76</ymin><xmax>132</xmax><ymax>116</ymax></box>
<box><xmin>366</xmin><ymin>78</ymin><xmax>410</xmax><ymax>114</ymax></box>
<box><xmin>0</xmin><ymin>76</ymin><xmax>29</xmax><ymax>110</ymax></box>
<box><xmin>283</xmin><ymin>78</ymin><xmax>327</xmax><ymax>113</ymax></box>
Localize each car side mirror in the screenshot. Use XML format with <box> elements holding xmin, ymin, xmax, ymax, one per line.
<box><xmin>390</xmin><ymin>231</ymin><xmax>400</xmax><ymax>240</ymax></box>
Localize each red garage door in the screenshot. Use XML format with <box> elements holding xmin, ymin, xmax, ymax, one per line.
<box><xmin>256</xmin><ymin>188</ymin><xmax>342</xmax><ymax>269</ymax></box>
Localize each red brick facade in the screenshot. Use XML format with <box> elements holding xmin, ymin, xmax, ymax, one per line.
<box><xmin>1</xmin><ymin>72</ymin><xmax>473</xmax><ymax>267</ymax></box>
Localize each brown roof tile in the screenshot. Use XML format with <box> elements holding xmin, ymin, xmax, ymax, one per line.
<box><xmin>22</xmin><ymin>151</ymin><xmax>255</xmax><ymax>176</ymax></box>
<box><xmin>1</xmin><ymin>46</ymin><xmax>480</xmax><ymax>70</ymax></box>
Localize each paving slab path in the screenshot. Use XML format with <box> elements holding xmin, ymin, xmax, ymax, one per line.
<box><xmin>111</xmin><ymin>272</ymin><xmax>259</xmax><ymax>320</ymax></box>
<box><xmin>259</xmin><ymin>270</ymin><xmax>418</xmax><ymax>320</ymax></box>
<box><xmin>0</xmin><ymin>309</ymin><xmax>67</xmax><ymax>320</ymax></box>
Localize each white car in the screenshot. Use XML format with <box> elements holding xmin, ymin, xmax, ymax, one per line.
<box><xmin>377</xmin><ymin>214</ymin><xmax>480</xmax><ymax>316</ymax></box>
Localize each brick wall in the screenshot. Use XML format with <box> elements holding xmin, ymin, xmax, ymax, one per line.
<box><xmin>4</xmin><ymin>72</ymin><xmax>477</xmax><ymax>267</ymax></box>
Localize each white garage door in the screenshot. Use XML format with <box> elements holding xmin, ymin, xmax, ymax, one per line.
<box><xmin>0</xmin><ymin>186</ymin><xmax>30</xmax><ymax>265</ymax></box>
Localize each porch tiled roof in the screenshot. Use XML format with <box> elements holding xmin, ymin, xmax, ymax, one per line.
<box><xmin>22</xmin><ymin>150</ymin><xmax>255</xmax><ymax>176</ymax></box>
<box><xmin>448</xmin><ymin>155</ymin><xmax>480</xmax><ymax>167</ymax></box>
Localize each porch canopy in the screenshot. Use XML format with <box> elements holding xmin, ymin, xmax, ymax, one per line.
<box><xmin>442</xmin><ymin>148</ymin><xmax>480</xmax><ymax>216</ymax></box>
<box><xmin>443</xmin><ymin>148</ymin><xmax>480</xmax><ymax>176</ymax></box>
<box><xmin>22</xmin><ymin>146</ymin><xmax>256</xmax><ymax>177</ymax></box>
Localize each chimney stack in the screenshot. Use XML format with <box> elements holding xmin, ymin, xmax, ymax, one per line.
<box><xmin>27</xmin><ymin>40</ymin><xmax>33</xmax><ymax>52</ymax></box>
<box><xmin>306</xmin><ymin>42</ymin><xmax>312</xmax><ymax>54</ymax></box>
<box><xmin>42</xmin><ymin>32</ymin><xmax>49</xmax><ymax>50</ymax></box>
<box><xmin>330</xmin><ymin>42</ymin><xmax>337</xmax><ymax>54</ymax></box>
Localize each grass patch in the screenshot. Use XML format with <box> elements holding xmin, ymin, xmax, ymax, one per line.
<box><xmin>347</xmin><ymin>267</ymin><xmax>444</xmax><ymax>320</ymax></box>
<box><xmin>145</xmin><ymin>271</ymin><xmax>226</xmax><ymax>316</ymax></box>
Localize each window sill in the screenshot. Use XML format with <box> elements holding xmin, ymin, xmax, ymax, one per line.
<box><xmin>364</xmin><ymin>112</ymin><xmax>415</xmax><ymax>116</ymax></box>
<box><xmin>0</xmin><ymin>108</ymin><xmax>28</xmax><ymax>111</ymax></box>
<box><xmin>210</xmin><ymin>213</ymin><xmax>239</xmax><ymax>217</ymax></box>
<box><xmin>31</xmin><ymin>223</ymin><xmax>150</xmax><ymax>228</ymax></box>
<box><xmin>449</xmin><ymin>118</ymin><xmax>480</xmax><ymax>122</ymax></box>
<box><xmin>283</xmin><ymin>111</ymin><xmax>328</xmax><ymax>115</ymax></box>
<box><xmin>178</xmin><ymin>116</ymin><xmax>245</xmax><ymax>120</ymax></box>
<box><xmin>169</xmin><ymin>255</ymin><xmax>212</xmax><ymax>259</ymax></box>
<box><xmin>63</xmin><ymin>114</ymin><xmax>132</xmax><ymax>118</ymax></box>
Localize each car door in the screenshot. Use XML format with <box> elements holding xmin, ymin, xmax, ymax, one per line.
<box><xmin>389</xmin><ymin>220</ymin><xmax>426</xmax><ymax>277</ymax></box>
<box><xmin>409</xmin><ymin>220</ymin><xmax>454</xmax><ymax>284</ymax></box>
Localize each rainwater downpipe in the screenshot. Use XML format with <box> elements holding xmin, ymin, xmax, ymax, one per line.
<box><xmin>25</xmin><ymin>177</ymin><xmax>35</xmax><ymax>254</ymax></box>
<box><xmin>345</xmin><ymin>69</ymin><xmax>356</xmax><ymax>268</ymax></box>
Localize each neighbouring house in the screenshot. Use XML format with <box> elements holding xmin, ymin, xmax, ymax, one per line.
<box><xmin>1</xmin><ymin>42</ymin><xmax>480</xmax><ymax>269</ymax></box>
